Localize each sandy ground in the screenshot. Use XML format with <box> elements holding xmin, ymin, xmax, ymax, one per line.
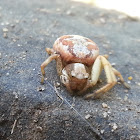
<box><xmin>0</xmin><ymin>0</ymin><xmax>140</xmax><ymax>139</ymax></box>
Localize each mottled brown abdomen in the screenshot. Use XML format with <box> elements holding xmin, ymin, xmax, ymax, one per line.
<box><xmin>53</xmin><ymin>35</ymin><xmax>99</xmax><ymax>66</ymax></box>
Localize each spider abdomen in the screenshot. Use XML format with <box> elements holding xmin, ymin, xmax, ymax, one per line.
<box><xmin>53</xmin><ymin>35</ymin><xmax>99</xmax><ymax>66</ymax></box>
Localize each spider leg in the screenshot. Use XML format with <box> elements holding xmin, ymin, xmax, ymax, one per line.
<box><xmin>90</xmin><ymin>56</ymin><xmax>102</xmax><ymax>86</ymax></box>
<box><xmin>46</xmin><ymin>47</ymin><xmax>64</xmax><ymax>76</ymax></box>
<box><xmin>83</xmin><ymin>56</ymin><xmax>102</xmax><ymax>99</ymax></box>
<box><xmin>112</xmin><ymin>68</ymin><xmax>130</xmax><ymax>89</ymax></box>
<box><xmin>77</xmin><ymin>55</ymin><xmax>105</xmax><ymax>95</ymax></box>
<box><xmin>103</xmin><ymin>54</ymin><xmax>109</xmax><ymax>59</ymax></box>
<box><xmin>103</xmin><ymin>65</ymin><xmax>117</xmax><ymax>93</ymax></box>
<box><xmin>56</xmin><ymin>56</ymin><xmax>64</xmax><ymax>76</ymax></box>
<box><xmin>41</xmin><ymin>54</ymin><xmax>60</xmax><ymax>83</ymax></box>
<box><xmin>85</xmin><ymin>56</ymin><xmax>117</xmax><ymax>99</ymax></box>
<box><xmin>46</xmin><ymin>48</ymin><xmax>54</xmax><ymax>55</ymax></box>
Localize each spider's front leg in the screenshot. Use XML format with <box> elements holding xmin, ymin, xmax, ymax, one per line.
<box><xmin>76</xmin><ymin>56</ymin><xmax>103</xmax><ymax>95</ymax></box>
<box><xmin>46</xmin><ymin>48</ymin><xmax>54</xmax><ymax>55</ymax></box>
<box><xmin>56</xmin><ymin>55</ymin><xmax>64</xmax><ymax>76</ymax></box>
<box><xmin>84</xmin><ymin>56</ymin><xmax>104</xmax><ymax>99</ymax></box>
<box><xmin>84</xmin><ymin>56</ymin><xmax>122</xmax><ymax>99</ymax></box>
<box><xmin>112</xmin><ymin>68</ymin><xmax>130</xmax><ymax>89</ymax></box>
<box><xmin>41</xmin><ymin>54</ymin><xmax>60</xmax><ymax>83</ymax></box>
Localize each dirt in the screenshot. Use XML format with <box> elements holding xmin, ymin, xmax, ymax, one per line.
<box><xmin>0</xmin><ymin>0</ymin><xmax>140</xmax><ymax>140</ymax></box>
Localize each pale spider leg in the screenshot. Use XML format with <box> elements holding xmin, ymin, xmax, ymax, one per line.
<box><xmin>46</xmin><ymin>48</ymin><xmax>54</xmax><ymax>55</ymax></box>
<box><xmin>103</xmin><ymin>66</ymin><xmax>117</xmax><ymax>93</ymax></box>
<box><xmin>94</xmin><ymin>54</ymin><xmax>108</xmax><ymax>83</ymax></box>
<box><xmin>89</xmin><ymin>56</ymin><xmax>102</xmax><ymax>86</ymax></box>
<box><xmin>112</xmin><ymin>68</ymin><xmax>130</xmax><ymax>89</ymax></box>
<box><xmin>96</xmin><ymin>54</ymin><xmax>108</xmax><ymax>80</ymax></box>
<box><xmin>85</xmin><ymin>56</ymin><xmax>116</xmax><ymax>99</ymax></box>
<box><xmin>83</xmin><ymin>56</ymin><xmax>103</xmax><ymax>99</ymax></box>
<box><xmin>94</xmin><ymin>56</ymin><xmax>118</xmax><ymax>97</ymax></box>
<box><xmin>56</xmin><ymin>56</ymin><xmax>64</xmax><ymax>76</ymax></box>
<box><xmin>82</xmin><ymin>55</ymin><xmax>103</xmax><ymax>96</ymax></box>
<box><xmin>103</xmin><ymin>54</ymin><xmax>109</xmax><ymax>59</ymax></box>
<box><xmin>41</xmin><ymin>54</ymin><xmax>60</xmax><ymax>83</ymax></box>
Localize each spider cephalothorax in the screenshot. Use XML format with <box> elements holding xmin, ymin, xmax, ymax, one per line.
<box><xmin>41</xmin><ymin>35</ymin><xmax>129</xmax><ymax>99</ymax></box>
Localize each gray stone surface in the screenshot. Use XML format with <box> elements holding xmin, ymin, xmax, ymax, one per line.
<box><xmin>0</xmin><ymin>0</ymin><xmax>140</xmax><ymax>139</ymax></box>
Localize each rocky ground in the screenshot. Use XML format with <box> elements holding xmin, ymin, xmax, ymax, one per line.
<box><xmin>0</xmin><ymin>0</ymin><xmax>140</xmax><ymax>140</ymax></box>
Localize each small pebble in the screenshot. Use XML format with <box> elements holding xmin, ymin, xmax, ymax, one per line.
<box><xmin>12</xmin><ymin>38</ymin><xmax>17</xmax><ymax>42</ymax></box>
<box><xmin>17</xmin><ymin>44</ymin><xmax>22</xmax><ymax>47</ymax></box>
<box><xmin>33</xmin><ymin>119</ymin><xmax>38</xmax><ymax>123</ymax></box>
<box><xmin>66</xmin><ymin>10</ymin><xmax>72</xmax><ymax>15</ymax></box>
<box><xmin>100</xmin><ymin>130</ymin><xmax>104</xmax><ymax>134</ymax></box>
<box><xmin>63</xmin><ymin>116</ymin><xmax>70</xmax><ymax>121</ymax></box>
<box><xmin>37</xmin><ymin>86</ymin><xmax>45</xmax><ymax>91</ymax></box>
<box><xmin>55</xmin><ymin>82</ymin><xmax>60</xmax><ymax>87</ymax></box>
<box><xmin>102</xmin><ymin>103</ymin><xmax>108</xmax><ymax>108</ymax></box>
<box><xmin>36</xmin><ymin>126</ymin><xmax>43</xmax><ymax>132</ymax></box>
<box><xmin>109</xmin><ymin>51</ymin><xmax>113</xmax><ymax>55</ymax></box>
<box><xmin>13</xmin><ymin>91</ymin><xmax>18</xmax><ymax>99</ymax></box>
<box><xmin>130</xmin><ymin>135</ymin><xmax>135</xmax><ymax>139</ymax></box>
<box><xmin>111</xmin><ymin>63</ymin><xmax>116</xmax><ymax>66</ymax></box>
<box><xmin>125</xmin><ymin>108</ymin><xmax>128</xmax><ymax>111</ymax></box>
<box><xmin>0</xmin><ymin>53</ymin><xmax>2</xmax><ymax>59</ymax></box>
<box><xmin>118</xmin><ymin>15</ymin><xmax>127</xmax><ymax>19</ymax></box>
<box><xmin>3</xmin><ymin>28</ymin><xmax>8</xmax><ymax>32</ymax></box>
<box><xmin>85</xmin><ymin>114</ymin><xmax>91</xmax><ymax>119</ymax></box>
<box><xmin>38</xmin><ymin>8</ymin><xmax>49</xmax><ymax>13</ymax></box>
<box><xmin>15</xmin><ymin>20</ymin><xmax>19</xmax><ymax>23</ymax></box>
<box><xmin>117</xmin><ymin>81</ymin><xmax>121</xmax><ymax>85</ymax></box>
<box><xmin>100</xmin><ymin>18</ymin><xmax>105</xmax><ymax>23</ymax></box>
<box><xmin>107</xmin><ymin>111</ymin><xmax>111</xmax><ymax>114</ymax></box>
<box><xmin>32</xmin><ymin>18</ymin><xmax>38</xmax><ymax>22</ymax></box>
<box><xmin>3</xmin><ymin>32</ymin><xmax>8</xmax><ymax>38</ymax></box>
<box><xmin>124</xmin><ymin>89</ymin><xmax>128</xmax><ymax>93</ymax></box>
<box><xmin>127</xmin><ymin>81</ymin><xmax>131</xmax><ymax>84</ymax></box>
<box><xmin>112</xmin><ymin>123</ymin><xmax>118</xmax><ymax>131</ymax></box>
<box><xmin>1</xmin><ymin>22</ymin><xmax>4</xmax><ymax>25</ymax></box>
<box><xmin>6</xmin><ymin>73</ymin><xmax>9</xmax><ymax>76</ymax></box>
<box><xmin>5</xmin><ymin>22</ymin><xmax>9</xmax><ymax>25</ymax></box>
<box><xmin>128</xmin><ymin>76</ymin><xmax>133</xmax><ymax>80</ymax></box>
<box><xmin>137</xmin><ymin>83</ymin><xmax>140</xmax><ymax>86</ymax></box>
<box><xmin>124</xmin><ymin>96</ymin><xmax>128</xmax><ymax>101</ymax></box>
<box><xmin>103</xmin><ymin>112</ymin><xmax>108</xmax><ymax>118</ymax></box>
<box><xmin>132</xmin><ymin>126</ymin><xmax>136</xmax><ymax>129</ymax></box>
<box><xmin>56</xmin><ymin>8</ymin><xmax>61</xmax><ymax>12</ymax></box>
<box><xmin>11</xmin><ymin>24</ymin><xmax>15</xmax><ymax>28</ymax></box>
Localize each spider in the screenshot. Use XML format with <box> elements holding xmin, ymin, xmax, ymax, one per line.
<box><xmin>41</xmin><ymin>35</ymin><xmax>130</xmax><ymax>99</ymax></box>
